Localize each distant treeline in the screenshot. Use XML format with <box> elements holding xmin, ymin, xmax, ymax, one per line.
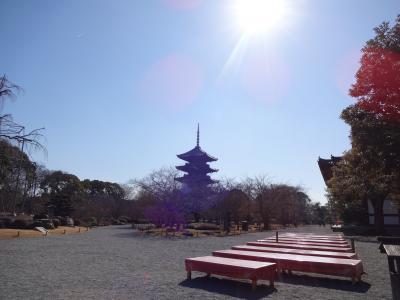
<box><xmin>0</xmin><ymin>139</ymin><xmax>328</xmax><ymax>228</ymax></box>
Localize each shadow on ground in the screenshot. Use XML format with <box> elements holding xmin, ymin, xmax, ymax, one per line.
<box><xmin>278</xmin><ymin>273</ymin><xmax>371</xmax><ymax>293</ymax></box>
<box><xmin>179</xmin><ymin>276</ymin><xmax>276</xmax><ymax>299</ymax></box>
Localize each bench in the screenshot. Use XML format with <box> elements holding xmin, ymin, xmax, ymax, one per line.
<box><xmin>383</xmin><ymin>245</ymin><xmax>400</xmax><ymax>299</ymax></box>
<box><xmin>279</xmin><ymin>236</ymin><xmax>345</xmax><ymax>241</ymax></box>
<box><xmin>280</xmin><ymin>234</ymin><xmax>344</xmax><ymax>240</ymax></box>
<box><xmin>185</xmin><ymin>256</ymin><xmax>276</xmax><ymax>290</ymax></box>
<box><xmin>232</xmin><ymin>245</ymin><xmax>357</xmax><ymax>259</ymax></box>
<box><xmin>281</xmin><ymin>233</ymin><xmax>344</xmax><ymax>237</ymax></box>
<box><xmin>247</xmin><ymin>242</ymin><xmax>353</xmax><ymax>253</ymax></box>
<box><xmin>259</xmin><ymin>239</ymin><xmax>350</xmax><ymax>247</ymax></box>
<box><xmin>377</xmin><ymin>236</ymin><xmax>400</xmax><ymax>253</ymax></box>
<box><xmin>264</xmin><ymin>237</ymin><xmax>349</xmax><ymax>245</ymax></box>
<box><xmin>213</xmin><ymin>249</ymin><xmax>364</xmax><ymax>283</ymax></box>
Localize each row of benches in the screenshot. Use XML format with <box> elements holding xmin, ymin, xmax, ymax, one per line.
<box><xmin>185</xmin><ymin>233</ymin><xmax>364</xmax><ymax>290</ymax></box>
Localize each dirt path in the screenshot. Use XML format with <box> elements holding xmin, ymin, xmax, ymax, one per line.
<box><xmin>0</xmin><ymin>225</ymin><xmax>392</xmax><ymax>299</ymax></box>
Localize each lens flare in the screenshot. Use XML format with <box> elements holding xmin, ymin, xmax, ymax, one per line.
<box><xmin>139</xmin><ymin>54</ymin><xmax>203</xmax><ymax>112</ymax></box>
<box><xmin>234</xmin><ymin>0</ymin><xmax>288</xmax><ymax>35</ymax></box>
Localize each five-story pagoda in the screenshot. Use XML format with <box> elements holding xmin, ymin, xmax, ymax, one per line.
<box><xmin>175</xmin><ymin>124</ymin><xmax>218</xmax><ymax>193</ymax></box>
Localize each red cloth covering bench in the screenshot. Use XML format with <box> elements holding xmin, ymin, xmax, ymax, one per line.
<box><xmin>248</xmin><ymin>242</ymin><xmax>353</xmax><ymax>253</ymax></box>
<box><xmin>280</xmin><ymin>234</ymin><xmax>345</xmax><ymax>240</ymax></box>
<box><xmin>185</xmin><ymin>256</ymin><xmax>276</xmax><ymax>290</ymax></box>
<box><xmin>264</xmin><ymin>237</ymin><xmax>349</xmax><ymax>245</ymax></box>
<box><xmin>213</xmin><ymin>250</ymin><xmax>364</xmax><ymax>283</ymax></box>
<box><xmin>232</xmin><ymin>245</ymin><xmax>357</xmax><ymax>259</ymax></box>
<box><xmin>259</xmin><ymin>239</ymin><xmax>350</xmax><ymax>247</ymax></box>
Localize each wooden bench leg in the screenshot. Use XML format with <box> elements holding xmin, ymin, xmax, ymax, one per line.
<box><xmin>187</xmin><ymin>270</ymin><xmax>191</xmax><ymax>280</ymax></box>
<box><xmin>252</xmin><ymin>279</ymin><xmax>257</xmax><ymax>291</ymax></box>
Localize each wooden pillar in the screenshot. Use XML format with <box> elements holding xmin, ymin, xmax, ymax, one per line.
<box><xmin>351</xmin><ymin>238</ymin><xmax>355</xmax><ymax>252</ymax></box>
<box><xmin>251</xmin><ymin>279</ymin><xmax>257</xmax><ymax>291</ymax></box>
<box><xmin>269</xmin><ymin>280</ymin><xmax>274</xmax><ymax>288</ymax></box>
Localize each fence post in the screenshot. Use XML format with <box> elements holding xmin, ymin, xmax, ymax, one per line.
<box><xmin>276</xmin><ymin>231</ymin><xmax>278</xmax><ymax>243</ymax></box>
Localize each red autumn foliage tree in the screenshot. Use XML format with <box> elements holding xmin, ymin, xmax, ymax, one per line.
<box><xmin>349</xmin><ymin>15</ymin><xmax>400</xmax><ymax>123</ymax></box>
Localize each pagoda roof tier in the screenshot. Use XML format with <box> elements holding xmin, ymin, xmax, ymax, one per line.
<box><xmin>177</xmin><ymin>146</ymin><xmax>217</xmax><ymax>162</ymax></box>
<box><xmin>176</xmin><ymin>163</ymin><xmax>218</xmax><ymax>173</ymax></box>
<box><xmin>175</xmin><ymin>174</ymin><xmax>218</xmax><ymax>185</ymax></box>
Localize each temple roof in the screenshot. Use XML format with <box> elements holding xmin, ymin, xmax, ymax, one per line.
<box><xmin>175</xmin><ymin>174</ymin><xmax>218</xmax><ymax>185</ymax></box>
<box><xmin>177</xmin><ymin>146</ymin><xmax>217</xmax><ymax>162</ymax></box>
<box><xmin>176</xmin><ymin>163</ymin><xmax>218</xmax><ymax>173</ymax></box>
<box><xmin>318</xmin><ymin>155</ymin><xmax>342</xmax><ymax>186</ymax></box>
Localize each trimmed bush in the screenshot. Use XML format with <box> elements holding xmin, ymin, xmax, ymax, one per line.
<box><xmin>60</xmin><ymin>217</ymin><xmax>74</xmax><ymax>226</ymax></box>
<box><xmin>42</xmin><ymin>220</ymin><xmax>55</xmax><ymax>230</ymax></box>
<box><xmin>132</xmin><ymin>219</ymin><xmax>149</xmax><ymax>224</ymax></box>
<box><xmin>74</xmin><ymin>219</ymin><xmax>81</xmax><ymax>226</ymax></box>
<box><xmin>118</xmin><ymin>216</ymin><xmax>130</xmax><ymax>223</ymax></box>
<box><xmin>111</xmin><ymin>218</ymin><xmax>122</xmax><ymax>225</ymax></box>
<box><xmin>12</xmin><ymin>219</ymin><xmax>29</xmax><ymax>229</ymax></box>
<box><xmin>187</xmin><ymin>223</ymin><xmax>219</xmax><ymax>230</ymax></box>
<box><xmin>85</xmin><ymin>217</ymin><xmax>97</xmax><ymax>227</ymax></box>
<box><xmin>52</xmin><ymin>219</ymin><xmax>60</xmax><ymax>228</ymax></box>
<box><xmin>33</xmin><ymin>214</ymin><xmax>48</xmax><ymax>220</ymax></box>
<box><xmin>0</xmin><ymin>217</ymin><xmax>14</xmax><ymax>228</ymax></box>
<box><xmin>31</xmin><ymin>221</ymin><xmax>44</xmax><ymax>228</ymax></box>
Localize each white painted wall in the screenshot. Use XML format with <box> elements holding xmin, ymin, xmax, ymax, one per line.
<box><xmin>368</xmin><ymin>199</ymin><xmax>400</xmax><ymax>225</ymax></box>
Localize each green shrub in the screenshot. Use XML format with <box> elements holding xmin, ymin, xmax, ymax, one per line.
<box><xmin>111</xmin><ymin>218</ymin><xmax>121</xmax><ymax>225</ymax></box>
<box><xmin>86</xmin><ymin>217</ymin><xmax>97</xmax><ymax>227</ymax></box>
<box><xmin>31</xmin><ymin>221</ymin><xmax>44</xmax><ymax>228</ymax></box>
<box><xmin>33</xmin><ymin>214</ymin><xmax>48</xmax><ymax>220</ymax></box>
<box><xmin>52</xmin><ymin>219</ymin><xmax>60</xmax><ymax>228</ymax></box>
<box><xmin>187</xmin><ymin>223</ymin><xmax>219</xmax><ymax>230</ymax></box>
<box><xmin>0</xmin><ymin>217</ymin><xmax>14</xmax><ymax>228</ymax></box>
<box><xmin>42</xmin><ymin>220</ymin><xmax>55</xmax><ymax>230</ymax></box>
<box><xmin>118</xmin><ymin>216</ymin><xmax>130</xmax><ymax>223</ymax></box>
<box><xmin>60</xmin><ymin>217</ymin><xmax>73</xmax><ymax>226</ymax></box>
<box><xmin>12</xmin><ymin>219</ymin><xmax>29</xmax><ymax>229</ymax></box>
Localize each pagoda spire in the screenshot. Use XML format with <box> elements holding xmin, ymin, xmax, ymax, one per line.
<box><xmin>196</xmin><ymin>123</ymin><xmax>200</xmax><ymax>147</ymax></box>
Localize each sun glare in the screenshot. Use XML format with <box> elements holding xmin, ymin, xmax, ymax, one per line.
<box><xmin>234</xmin><ymin>0</ymin><xmax>288</xmax><ymax>36</ymax></box>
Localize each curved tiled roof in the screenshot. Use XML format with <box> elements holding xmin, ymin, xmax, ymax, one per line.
<box><xmin>318</xmin><ymin>155</ymin><xmax>342</xmax><ymax>185</ymax></box>
<box><xmin>177</xmin><ymin>146</ymin><xmax>217</xmax><ymax>162</ymax></box>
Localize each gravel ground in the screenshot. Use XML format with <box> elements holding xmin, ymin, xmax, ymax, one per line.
<box><xmin>0</xmin><ymin>225</ymin><xmax>393</xmax><ymax>300</ymax></box>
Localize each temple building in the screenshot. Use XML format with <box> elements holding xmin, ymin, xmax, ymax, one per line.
<box><xmin>318</xmin><ymin>155</ymin><xmax>400</xmax><ymax>226</ymax></box>
<box><xmin>317</xmin><ymin>155</ymin><xmax>342</xmax><ymax>184</ymax></box>
<box><xmin>175</xmin><ymin>124</ymin><xmax>218</xmax><ymax>193</ymax></box>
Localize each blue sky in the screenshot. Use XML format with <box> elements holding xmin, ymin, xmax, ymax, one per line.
<box><xmin>1</xmin><ymin>0</ymin><xmax>399</xmax><ymax>203</ymax></box>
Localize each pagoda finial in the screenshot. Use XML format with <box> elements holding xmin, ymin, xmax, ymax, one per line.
<box><xmin>196</xmin><ymin>123</ymin><xmax>200</xmax><ymax>147</ymax></box>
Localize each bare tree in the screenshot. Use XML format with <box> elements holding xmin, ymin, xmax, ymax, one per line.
<box><xmin>0</xmin><ymin>75</ymin><xmax>45</xmax><ymax>152</ymax></box>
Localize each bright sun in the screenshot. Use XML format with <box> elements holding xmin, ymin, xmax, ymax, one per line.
<box><xmin>234</xmin><ymin>0</ymin><xmax>288</xmax><ymax>35</ymax></box>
